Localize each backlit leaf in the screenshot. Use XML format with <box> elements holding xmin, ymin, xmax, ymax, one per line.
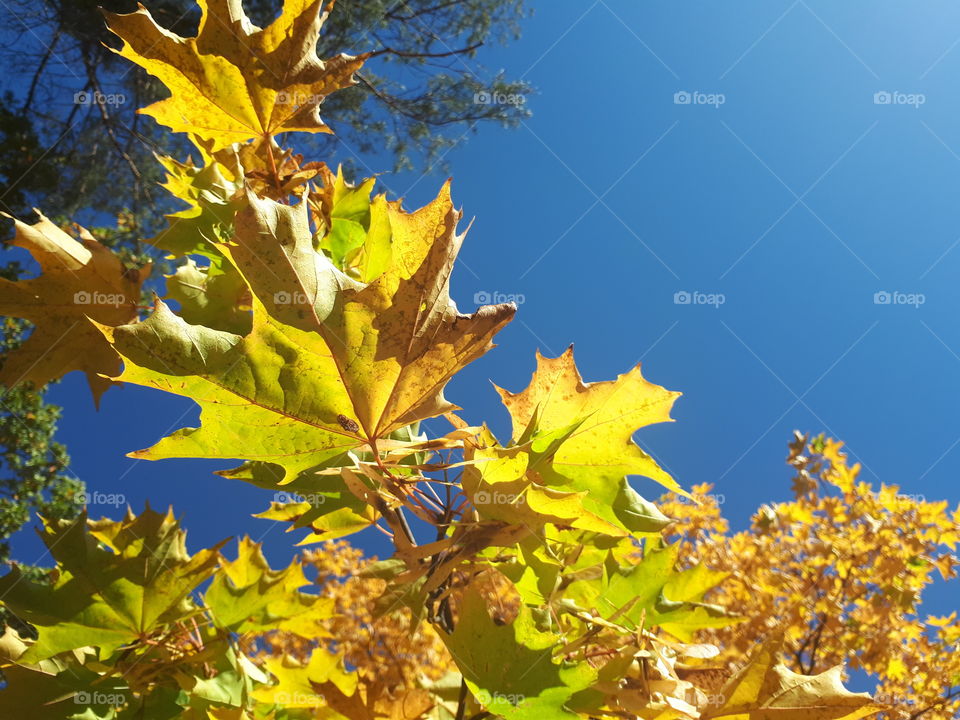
<box><xmin>0</xmin><ymin>211</ymin><xmax>149</xmax><ymax>402</ymax></box>
<box><xmin>105</xmin><ymin>0</ymin><xmax>369</xmax><ymax>150</ymax></box>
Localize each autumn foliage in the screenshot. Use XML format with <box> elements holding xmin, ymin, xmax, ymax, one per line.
<box><xmin>0</xmin><ymin>1</ymin><xmax>955</xmax><ymax>718</ymax></box>
<box><xmin>659</xmin><ymin>434</ymin><xmax>960</xmax><ymax>720</ymax></box>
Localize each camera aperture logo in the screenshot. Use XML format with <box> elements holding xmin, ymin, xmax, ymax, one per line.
<box><xmin>674</xmin><ymin>90</ymin><xmax>726</xmax><ymax>108</ymax></box>
<box><xmin>674</xmin><ymin>290</ymin><xmax>725</xmax><ymax>308</ymax></box>
<box><xmin>874</xmin><ymin>90</ymin><xmax>925</xmax><ymax>108</ymax></box>
<box><xmin>873</xmin><ymin>290</ymin><xmax>925</xmax><ymax>308</ymax></box>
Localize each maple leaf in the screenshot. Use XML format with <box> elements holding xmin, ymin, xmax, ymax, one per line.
<box><xmin>493</xmin><ymin>346</ymin><xmax>686</xmax><ymax>534</ymax></box>
<box><xmin>565</xmin><ymin>542</ymin><xmax>732</xmax><ymax>641</ymax></box>
<box><xmin>0</xmin><ymin>663</ymin><xmax>131</xmax><ymax>719</ymax></box>
<box><xmin>312</xmin><ymin>166</ymin><xmax>392</xmax><ymax>279</ymax></box>
<box><xmin>100</xmin><ymin>183</ymin><xmax>514</xmax><ymax>479</ymax></box>
<box><xmin>253</xmin><ymin>649</ymin><xmax>356</xmax><ymax>708</ymax></box>
<box><xmin>0</xmin><ymin>507</ymin><xmax>222</xmax><ymax>662</ymax></box>
<box><xmin>204</xmin><ymin>537</ymin><xmax>334</xmax><ymax>637</ymax></box>
<box><xmin>238</xmin><ymin>459</ymin><xmax>379</xmax><ymax>542</ymax></box>
<box><xmin>165</xmin><ymin>257</ymin><xmax>252</xmax><ymax>335</ymax></box>
<box><xmin>105</xmin><ymin>0</ymin><xmax>369</xmax><ymax>151</ymax></box>
<box><xmin>0</xmin><ymin>211</ymin><xmax>149</xmax><ymax>403</ymax></box>
<box><xmin>703</xmin><ymin>635</ymin><xmax>884</xmax><ymax>720</ymax></box>
<box><xmin>440</xmin><ymin>588</ymin><xmax>596</xmax><ymax>720</ymax></box>
<box><xmin>151</xmin><ymin>155</ymin><xmax>243</xmax><ymax>258</ymax></box>
<box><xmin>462</xmin><ymin>413</ymin><xmax>675</xmax><ymax>540</ymax></box>
<box><xmin>464</xmin><ymin>437</ymin><xmax>639</xmax><ymax>537</ymax></box>
<box><xmin>317</xmin><ymin>682</ymin><xmax>435</xmax><ymax>720</ymax></box>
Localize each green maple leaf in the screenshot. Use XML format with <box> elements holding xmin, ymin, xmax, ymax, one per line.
<box><xmin>237</xmin><ymin>460</ymin><xmax>377</xmax><ymax>542</ymax></box>
<box><xmin>165</xmin><ymin>257</ymin><xmax>251</xmax><ymax>335</ymax></box>
<box><xmin>151</xmin><ymin>156</ymin><xmax>242</xmax><ymax>258</ymax></box>
<box><xmin>0</xmin><ymin>507</ymin><xmax>222</xmax><ymax>662</ymax></box>
<box><xmin>441</xmin><ymin>589</ymin><xmax>596</xmax><ymax>720</ymax></box>
<box><xmin>253</xmin><ymin>649</ymin><xmax>356</xmax><ymax>709</ymax></box>
<box><xmin>205</xmin><ymin>536</ymin><xmax>334</xmax><ymax>637</ymax></box>
<box><xmin>463</xmin><ymin>422</ymin><xmax>672</xmax><ymax>539</ymax></box>
<box><xmin>565</xmin><ymin>542</ymin><xmax>732</xmax><ymax>641</ymax></box>
<box><xmin>0</xmin><ymin>663</ymin><xmax>130</xmax><ymax>719</ymax></box>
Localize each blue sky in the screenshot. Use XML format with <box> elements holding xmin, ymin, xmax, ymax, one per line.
<box><xmin>9</xmin><ymin>0</ymin><xmax>960</xmax><ymax>619</ymax></box>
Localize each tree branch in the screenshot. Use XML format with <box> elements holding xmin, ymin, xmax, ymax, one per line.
<box><xmin>369</xmin><ymin>42</ymin><xmax>482</xmax><ymax>59</ymax></box>
<box><xmin>386</xmin><ymin>0</ymin><xmax>463</xmax><ymax>22</ymax></box>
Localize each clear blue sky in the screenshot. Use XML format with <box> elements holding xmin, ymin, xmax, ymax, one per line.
<box><xmin>11</xmin><ymin>0</ymin><xmax>960</xmax><ymax>617</ymax></box>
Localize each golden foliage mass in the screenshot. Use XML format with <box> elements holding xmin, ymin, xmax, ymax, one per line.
<box><xmin>660</xmin><ymin>434</ymin><xmax>960</xmax><ymax>720</ymax></box>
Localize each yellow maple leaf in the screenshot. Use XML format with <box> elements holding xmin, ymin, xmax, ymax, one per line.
<box><xmin>253</xmin><ymin>649</ymin><xmax>355</xmax><ymax>708</ymax></box>
<box><xmin>0</xmin><ymin>212</ymin><xmax>149</xmax><ymax>403</ymax></box>
<box><xmin>105</xmin><ymin>0</ymin><xmax>368</xmax><ymax>151</ymax></box>
<box><xmin>495</xmin><ymin>347</ymin><xmax>686</xmax><ymax>517</ymax></box>
<box><xmin>100</xmin><ymin>182</ymin><xmax>515</xmax><ymax>479</ymax></box>
<box><xmin>704</xmin><ymin>635</ymin><xmax>883</xmax><ymax>720</ymax></box>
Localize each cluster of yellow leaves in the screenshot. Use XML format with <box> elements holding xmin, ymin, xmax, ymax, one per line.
<box><xmin>248</xmin><ymin>531</ymin><xmax>886</xmax><ymax>720</ymax></box>
<box><xmin>660</xmin><ymin>433</ymin><xmax>960</xmax><ymax>720</ymax></box>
